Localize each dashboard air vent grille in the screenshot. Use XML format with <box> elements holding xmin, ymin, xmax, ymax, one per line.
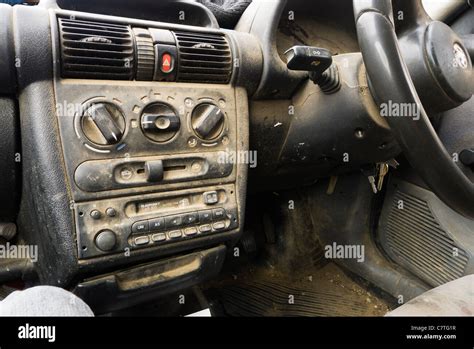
<box><xmin>174</xmin><ymin>31</ymin><xmax>232</xmax><ymax>83</ymax></box>
<box><xmin>59</xmin><ymin>18</ymin><xmax>134</xmax><ymax>80</ymax></box>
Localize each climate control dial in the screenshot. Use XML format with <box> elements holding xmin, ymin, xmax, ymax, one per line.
<box><xmin>191</xmin><ymin>103</ymin><xmax>225</xmax><ymax>140</ymax></box>
<box><xmin>81</xmin><ymin>103</ymin><xmax>125</xmax><ymax>146</ymax></box>
<box><xmin>141</xmin><ymin>103</ymin><xmax>180</xmax><ymax>142</ymax></box>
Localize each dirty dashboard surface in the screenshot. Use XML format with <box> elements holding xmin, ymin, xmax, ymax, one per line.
<box><xmin>1</xmin><ymin>0</ymin><xmax>473</xmax><ymax>328</ymax></box>
<box><xmin>6</xmin><ymin>1</ymin><xmax>261</xmax><ymax>297</ymax></box>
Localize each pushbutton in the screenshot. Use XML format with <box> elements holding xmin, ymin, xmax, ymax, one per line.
<box><xmin>184</xmin><ymin>212</ymin><xmax>199</xmax><ymax>225</ymax></box>
<box><xmin>161</xmin><ymin>53</ymin><xmax>174</xmax><ymax>73</ymax></box>
<box><xmin>90</xmin><ymin>210</ymin><xmax>101</xmax><ymax>220</ymax></box>
<box><xmin>105</xmin><ymin>207</ymin><xmax>117</xmax><ymax>217</ymax></box>
<box><xmin>134</xmin><ymin>236</ymin><xmax>150</xmax><ymax>246</ymax></box>
<box><xmin>153</xmin><ymin>44</ymin><xmax>177</xmax><ymax>81</ymax></box>
<box><xmin>149</xmin><ymin>217</ymin><xmax>165</xmax><ymax>231</ymax></box>
<box><xmin>184</xmin><ymin>227</ymin><xmax>198</xmax><ymax>236</ymax></box>
<box><xmin>199</xmin><ymin>210</ymin><xmax>212</xmax><ymax>223</ymax></box>
<box><xmin>168</xmin><ymin>230</ymin><xmax>182</xmax><ymax>239</ymax></box>
<box><xmin>213</xmin><ymin>208</ymin><xmax>226</xmax><ymax>220</ymax></box>
<box><xmin>152</xmin><ymin>233</ymin><xmax>167</xmax><ymax>242</ymax></box>
<box><xmin>199</xmin><ymin>224</ymin><xmax>212</xmax><ymax>233</ymax></box>
<box><xmin>213</xmin><ymin>222</ymin><xmax>226</xmax><ymax>231</ymax></box>
<box><xmin>132</xmin><ymin>220</ymin><xmax>149</xmax><ymax>234</ymax></box>
<box><xmin>203</xmin><ymin>191</ymin><xmax>218</xmax><ymax>205</ymax></box>
<box><xmin>166</xmin><ymin>215</ymin><xmax>183</xmax><ymax>228</ymax></box>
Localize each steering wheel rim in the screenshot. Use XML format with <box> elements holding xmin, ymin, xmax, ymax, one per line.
<box><xmin>353</xmin><ymin>0</ymin><xmax>474</xmax><ymax>219</ymax></box>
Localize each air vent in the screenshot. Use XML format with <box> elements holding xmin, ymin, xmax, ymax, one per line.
<box><xmin>59</xmin><ymin>18</ymin><xmax>134</xmax><ymax>80</ymax></box>
<box><xmin>174</xmin><ymin>31</ymin><xmax>232</xmax><ymax>83</ymax></box>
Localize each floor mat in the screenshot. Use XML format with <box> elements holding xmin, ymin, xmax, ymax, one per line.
<box><xmin>205</xmin><ymin>263</ymin><xmax>393</xmax><ymax>316</ymax></box>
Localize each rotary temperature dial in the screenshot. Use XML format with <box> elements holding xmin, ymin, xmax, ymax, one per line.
<box><xmin>191</xmin><ymin>103</ymin><xmax>225</xmax><ymax>140</ymax></box>
<box><xmin>81</xmin><ymin>103</ymin><xmax>126</xmax><ymax>146</ymax></box>
<box><xmin>141</xmin><ymin>103</ymin><xmax>181</xmax><ymax>143</ymax></box>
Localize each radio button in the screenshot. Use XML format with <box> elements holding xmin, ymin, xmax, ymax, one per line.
<box><xmin>213</xmin><ymin>208</ymin><xmax>226</xmax><ymax>220</ymax></box>
<box><xmin>199</xmin><ymin>224</ymin><xmax>212</xmax><ymax>233</ymax></box>
<box><xmin>149</xmin><ymin>217</ymin><xmax>165</xmax><ymax>231</ymax></box>
<box><xmin>199</xmin><ymin>210</ymin><xmax>212</xmax><ymax>223</ymax></box>
<box><xmin>134</xmin><ymin>236</ymin><xmax>150</xmax><ymax>246</ymax></box>
<box><xmin>184</xmin><ymin>212</ymin><xmax>199</xmax><ymax>225</ymax></box>
<box><xmin>184</xmin><ymin>227</ymin><xmax>198</xmax><ymax>236</ymax></box>
<box><xmin>212</xmin><ymin>222</ymin><xmax>226</xmax><ymax>231</ymax></box>
<box><xmin>132</xmin><ymin>220</ymin><xmax>149</xmax><ymax>234</ymax></box>
<box><xmin>165</xmin><ymin>215</ymin><xmax>183</xmax><ymax>228</ymax></box>
<box><xmin>168</xmin><ymin>230</ymin><xmax>182</xmax><ymax>239</ymax></box>
<box><xmin>152</xmin><ymin>233</ymin><xmax>167</xmax><ymax>242</ymax></box>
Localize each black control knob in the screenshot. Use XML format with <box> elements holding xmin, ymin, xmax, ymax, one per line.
<box><xmin>191</xmin><ymin>103</ymin><xmax>225</xmax><ymax>140</ymax></box>
<box><xmin>81</xmin><ymin>103</ymin><xmax>126</xmax><ymax>145</ymax></box>
<box><xmin>94</xmin><ymin>229</ymin><xmax>117</xmax><ymax>251</ymax></box>
<box><xmin>460</xmin><ymin>149</ymin><xmax>474</xmax><ymax>169</ymax></box>
<box><xmin>141</xmin><ymin>103</ymin><xmax>180</xmax><ymax>142</ymax></box>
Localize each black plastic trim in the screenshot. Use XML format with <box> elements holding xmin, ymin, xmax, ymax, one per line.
<box><xmin>0</xmin><ymin>4</ymin><xmax>17</xmax><ymax>93</ymax></box>
<box><xmin>73</xmin><ymin>245</ymin><xmax>226</xmax><ymax>314</ymax></box>
<box><xmin>354</xmin><ymin>1</ymin><xmax>474</xmax><ymax>218</ymax></box>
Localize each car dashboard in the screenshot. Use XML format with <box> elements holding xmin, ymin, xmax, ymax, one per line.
<box><xmin>0</xmin><ymin>0</ymin><xmax>264</xmax><ymax>311</ymax></box>
<box><xmin>2</xmin><ymin>0</ymin><xmax>471</xmax><ymax>314</ymax></box>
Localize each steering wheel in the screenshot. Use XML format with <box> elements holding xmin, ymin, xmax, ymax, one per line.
<box><xmin>353</xmin><ymin>0</ymin><xmax>474</xmax><ymax>218</ymax></box>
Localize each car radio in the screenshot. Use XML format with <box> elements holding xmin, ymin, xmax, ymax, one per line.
<box><xmin>75</xmin><ymin>184</ymin><xmax>239</xmax><ymax>259</ymax></box>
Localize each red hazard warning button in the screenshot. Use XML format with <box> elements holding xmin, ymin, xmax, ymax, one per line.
<box><xmin>161</xmin><ymin>53</ymin><xmax>174</xmax><ymax>73</ymax></box>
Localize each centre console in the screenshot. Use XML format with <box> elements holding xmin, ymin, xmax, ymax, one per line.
<box><xmin>50</xmin><ymin>10</ymin><xmax>251</xmax><ymax>262</ymax></box>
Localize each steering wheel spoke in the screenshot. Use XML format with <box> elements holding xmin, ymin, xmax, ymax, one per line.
<box><xmin>393</xmin><ymin>0</ymin><xmax>432</xmax><ymax>36</ymax></box>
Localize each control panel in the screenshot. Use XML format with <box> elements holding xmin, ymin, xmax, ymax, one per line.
<box><xmin>55</xmin><ymin>84</ymin><xmax>244</xmax><ymax>260</ymax></box>
<box><xmin>59</xmin><ymin>84</ymin><xmax>239</xmax><ymax>201</ymax></box>
<box><xmin>75</xmin><ymin>184</ymin><xmax>238</xmax><ymax>259</ymax></box>
<box><xmin>52</xmin><ymin>15</ymin><xmax>247</xmax><ymax>261</ymax></box>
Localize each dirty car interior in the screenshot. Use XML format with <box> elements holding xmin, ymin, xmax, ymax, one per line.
<box><xmin>0</xmin><ymin>0</ymin><xmax>473</xmax><ymax>328</ymax></box>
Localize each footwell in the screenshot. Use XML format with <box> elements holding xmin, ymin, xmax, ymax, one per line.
<box><xmin>205</xmin><ymin>263</ymin><xmax>393</xmax><ymax>317</ymax></box>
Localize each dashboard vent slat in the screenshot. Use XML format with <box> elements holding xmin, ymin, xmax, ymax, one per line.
<box><xmin>63</xmin><ymin>47</ymin><xmax>132</xmax><ymax>58</ymax></box>
<box><xmin>60</xmin><ymin>18</ymin><xmax>129</xmax><ymax>29</ymax></box>
<box><xmin>180</xmin><ymin>59</ymin><xmax>231</xmax><ymax>68</ymax></box>
<box><xmin>174</xmin><ymin>31</ymin><xmax>232</xmax><ymax>84</ymax></box>
<box><xmin>59</xmin><ymin>17</ymin><xmax>134</xmax><ymax>80</ymax></box>
<box><xmin>62</xmin><ymin>33</ymin><xmax>132</xmax><ymax>43</ymax></box>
